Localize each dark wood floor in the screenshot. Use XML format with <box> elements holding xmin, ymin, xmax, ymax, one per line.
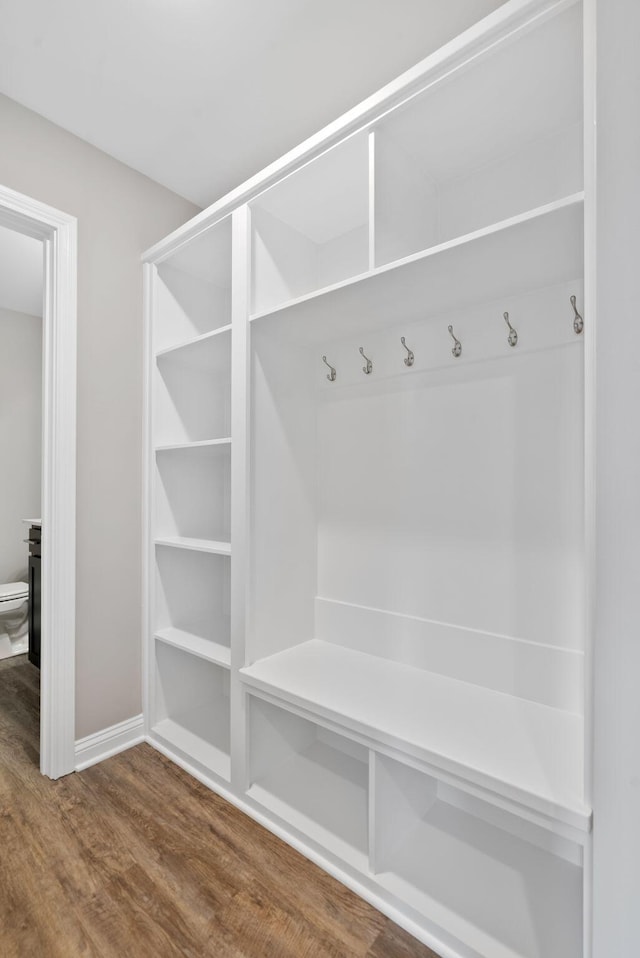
<box><xmin>0</xmin><ymin>655</ymin><xmax>439</xmax><ymax>958</ymax></box>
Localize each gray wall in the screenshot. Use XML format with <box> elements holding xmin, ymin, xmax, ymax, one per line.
<box><xmin>0</xmin><ymin>93</ymin><xmax>198</xmax><ymax>738</ymax></box>
<box><xmin>0</xmin><ymin>307</ymin><xmax>42</xmax><ymax>583</ymax></box>
<box><xmin>593</xmin><ymin>0</ymin><xmax>640</xmax><ymax>952</ymax></box>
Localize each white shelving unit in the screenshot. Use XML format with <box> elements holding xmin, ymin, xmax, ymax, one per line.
<box><xmin>143</xmin><ymin>3</ymin><xmax>593</xmax><ymax>955</ymax></box>
<box><xmin>248</xmin><ymin>696</ymin><xmax>370</xmax><ymax>872</ymax></box>
<box><xmin>154</xmin><ymin>641</ymin><xmax>230</xmax><ymax>780</ymax></box>
<box><xmin>147</xmin><ymin>216</ymin><xmax>233</xmax><ymax>782</ymax></box>
<box><xmin>372</xmin><ymin>756</ymin><xmax>583</xmax><ymax>958</ymax></box>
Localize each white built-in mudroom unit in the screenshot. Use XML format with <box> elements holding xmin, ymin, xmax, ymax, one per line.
<box><xmin>143</xmin><ymin>1</ymin><xmax>596</xmax><ymax>955</ymax></box>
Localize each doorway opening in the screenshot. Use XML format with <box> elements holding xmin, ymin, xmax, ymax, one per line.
<box><xmin>0</xmin><ymin>184</ymin><xmax>77</xmax><ymax>779</ymax></box>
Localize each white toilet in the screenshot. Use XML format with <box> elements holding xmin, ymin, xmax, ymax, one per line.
<box><xmin>0</xmin><ymin>582</ymin><xmax>29</xmax><ymax>660</ymax></box>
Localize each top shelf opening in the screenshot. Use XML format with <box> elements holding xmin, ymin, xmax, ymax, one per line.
<box><xmin>373</xmin><ymin>3</ymin><xmax>583</xmax><ymax>265</ymax></box>
<box><xmin>155</xmin><ymin>217</ymin><xmax>232</xmax><ymax>352</ymax></box>
<box><xmin>251</xmin><ymin>133</ymin><xmax>370</xmax><ymax>316</ymax></box>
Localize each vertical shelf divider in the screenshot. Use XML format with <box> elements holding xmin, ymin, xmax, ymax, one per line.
<box><xmin>368</xmin><ymin>130</ymin><xmax>376</xmax><ymax>271</ymax></box>
<box><xmin>230</xmin><ymin>204</ymin><xmax>252</xmax><ymax>792</ymax></box>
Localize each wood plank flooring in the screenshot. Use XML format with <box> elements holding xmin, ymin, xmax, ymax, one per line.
<box><xmin>0</xmin><ymin>656</ymin><xmax>440</xmax><ymax>958</ymax></box>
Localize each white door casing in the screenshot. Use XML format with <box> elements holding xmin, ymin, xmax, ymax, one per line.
<box><xmin>0</xmin><ymin>184</ymin><xmax>77</xmax><ymax>779</ymax></box>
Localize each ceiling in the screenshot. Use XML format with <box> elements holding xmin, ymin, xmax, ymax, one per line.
<box><xmin>0</xmin><ymin>0</ymin><xmax>505</xmax><ymax>209</ymax></box>
<box><xmin>0</xmin><ymin>226</ymin><xmax>43</xmax><ymax>317</ymax></box>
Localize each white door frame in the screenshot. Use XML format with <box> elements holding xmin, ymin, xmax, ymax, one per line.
<box><xmin>0</xmin><ymin>184</ymin><xmax>77</xmax><ymax>779</ymax></box>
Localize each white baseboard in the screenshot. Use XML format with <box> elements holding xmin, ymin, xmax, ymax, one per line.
<box><xmin>75</xmin><ymin>713</ymin><xmax>144</xmax><ymax>772</ymax></box>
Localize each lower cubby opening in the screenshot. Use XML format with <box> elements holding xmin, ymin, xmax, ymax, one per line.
<box><xmin>154</xmin><ymin>642</ymin><xmax>230</xmax><ymax>780</ymax></box>
<box><xmin>373</xmin><ymin>755</ymin><xmax>583</xmax><ymax>958</ymax></box>
<box><xmin>247</xmin><ymin>696</ymin><xmax>369</xmax><ymax>871</ymax></box>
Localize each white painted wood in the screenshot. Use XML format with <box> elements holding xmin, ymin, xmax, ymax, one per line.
<box><xmin>148</xmin><ymin>210</ymin><xmax>234</xmax><ymax>791</ymax></box>
<box><xmin>229</xmin><ymin>205</ymin><xmax>251</xmax><ymax>792</ymax></box>
<box><xmin>373</xmin><ymin>3</ymin><xmax>583</xmax><ymax>263</ymax></box>
<box><xmin>0</xmin><ymin>183</ymin><xmax>77</xmax><ymax>781</ymax></box>
<box><xmin>154</xmin><ymin>642</ymin><xmax>230</xmax><ymax>781</ymax></box>
<box><xmin>314</xmin><ymin>347</ymin><xmax>584</xmax><ymax>656</ymax></box>
<box><xmin>155</xmin><ymin>442</ymin><xmax>230</xmax><ymax>542</ymax></box>
<box><xmin>580</xmin><ymin>1</ymin><xmax>595</xmax><ymax>955</ymax></box>
<box><xmin>371</xmin><ymin>751</ymin><xmax>438</xmax><ymax>874</ymax></box>
<box><xmin>155</xmin><ymin>218</ymin><xmax>231</xmax><ymax>351</ymax></box>
<box><xmin>367</xmin><ymin>132</ymin><xmax>376</xmax><ymax>271</ymax></box>
<box><xmin>155</xmin><ymin>345</ymin><xmax>231</xmax><ymax>445</ymax></box>
<box><xmin>248</xmin><ymin>696</ymin><xmax>370</xmax><ymax>871</ymax></box>
<box><xmin>152</xmin><ymin>520</ymin><xmax>230</xmax><ymax>648</ymax></box>
<box><xmin>247</xmin><ymin>329</ymin><xmax>318</xmax><ymax>664</ymax></box>
<box><xmin>75</xmin><ymin>714</ymin><xmax>144</xmax><ymax>772</ymax></box>
<box><xmin>155</xmin><ymin>627</ymin><xmax>231</xmax><ymax>670</ymax></box>
<box><xmin>153</xmin><ymin>708</ymin><xmax>231</xmax><ymax>782</ymax></box>
<box><xmin>316</xmin><ymin>599</ymin><xmax>584</xmax><ymax>714</ymax></box>
<box><xmin>155</xmin><ymin>323</ymin><xmax>232</xmax><ymax>360</ymax></box>
<box><xmin>250</xmin><ymin>133</ymin><xmax>369</xmax><ymax>313</ymax></box>
<box><xmin>377</xmin><ymin>790</ymin><xmax>582</xmax><ymax>958</ymax></box>
<box><xmin>250</xmin><ymin>195</ymin><xmax>584</xmax><ymax>338</ymax></box>
<box><xmin>252</xmin><ymin>133</ymin><xmax>368</xmax><ymax>245</ymax></box>
<box><xmin>155</xmin><ymin>437</ymin><xmax>232</xmax><ymax>453</ymax></box>
<box><xmin>374</xmin><ymin>127</ymin><xmax>439</xmax><ymax>266</ymax></box>
<box><xmin>154</xmin><ymin>537</ymin><xmax>231</xmax><ymax>556</ymax></box>
<box><xmin>142</xmin><ymin>3</ymin><xmax>591</xmax><ymax>955</ymax></box>
<box><xmin>240</xmin><ymin>640</ymin><xmax>588</xmax><ymax>829</ymax></box>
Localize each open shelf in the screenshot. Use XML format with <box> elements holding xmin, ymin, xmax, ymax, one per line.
<box><xmin>156</xmin><ymin>323</ymin><xmax>232</xmax><ymax>361</ymax></box>
<box><xmin>251</xmin><ymin>132</ymin><xmax>370</xmax><ymax>315</ymax></box>
<box><xmin>155</xmin><ymin>438</ymin><xmax>231</xmax><ymax>453</ymax></box>
<box><xmin>373</xmin><ymin>755</ymin><xmax>582</xmax><ymax>958</ymax></box>
<box><xmin>155</xmin><ymin>441</ymin><xmax>230</xmax><ymax>543</ymax></box>
<box><xmin>155</xmin><ymin>547</ymin><xmax>230</xmax><ymax>661</ymax></box>
<box><xmin>249</xmin><ymin>194</ymin><xmax>584</xmax><ymax>344</ymax></box>
<box><xmin>154</xmin><ymin>642</ymin><xmax>230</xmax><ymax>780</ymax></box>
<box><xmin>374</xmin><ymin>3</ymin><xmax>582</xmax><ymax>265</ymax></box>
<box><xmin>155</xmin><ymin>537</ymin><xmax>231</xmax><ymax>555</ymax></box>
<box><xmin>154</xmin><ymin>318</ymin><xmax>230</xmax><ymax>446</ymax></box>
<box><xmin>248</xmin><ymin>696</ymin><xmax>369</xmax><ymax>871</ymax></box>
<box><xmin>155</xmin><ymin>218</ymin><xmax>231</xmax><ymax>352</ymax></box>
<box><xmin>241</xmin><ymin>641</ymin><xmax>588</xmax><ymax>830</ymax></box>
<box><xmin>155</xmin><ymin>627</ymin><xmax>230</xmax><ymax>670</ymax></box>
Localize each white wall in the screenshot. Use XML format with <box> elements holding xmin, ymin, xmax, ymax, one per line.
<box><xmin>0</xmin><ymin>93</ymin><xmax>198</xmax><ymax>738</ymax></box>
<box><xmin>592</xmin><ymin>0</ymin><xmax>640</xmax><ymax>954</ymax></box>
<box><xmin>0</xmin><ymin>225</ymin><xmax>43</xmax><ymax>316</ymax></box>
<box><xmin>0</xmin><ymin>307</ymin><xmax>42</xmax><ymax>583</ymax></box>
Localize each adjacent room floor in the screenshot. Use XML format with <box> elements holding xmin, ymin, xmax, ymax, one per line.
<box><xmin>0</xmin><ymin>655</ymin><xmax>439</xmax><ymax>958</ymax></box>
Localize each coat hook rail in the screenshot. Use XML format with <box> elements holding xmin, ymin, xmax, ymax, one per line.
<box><xmin>448</xmin><ymin>325</ymin><xmax>462</xmax><ymax>358</ymax></box>
<box><xmin>504</xmin><ymin>311</ymin><xmax>518</xmax><ymax>347</ymax></box>
<box><xmin>322</xmin><ymin>355</ymin><xmax>336</xmax><ymax>382</ymax></box>
<box><xmin>570</xmin><ymin>295</ymin><xmax>583</xmax><ymax>335</ymax></box>
<box><xmin>401</xmin><ymin>336</ymin><xmax>414</xmax><ymax>367</ymax></box>
<box><xmin>359</xmin><ymin>346</ymin><xmax>373</xmax><ymax>375</ymax></box>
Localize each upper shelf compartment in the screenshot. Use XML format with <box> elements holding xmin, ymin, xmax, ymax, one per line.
<box><xmin>155</xmin><ymin>217</ymin><xmax>231</xmax><ymax>352</ymax></box>
<box><xmin>373</xmin><ymin>2</ymin><xmax>583</xmax><ymax>266</ymax></box>
<box><xmin>251</xmin><ymin>133</ymin><xmax>370</xmax><ymax>316</ymax></box>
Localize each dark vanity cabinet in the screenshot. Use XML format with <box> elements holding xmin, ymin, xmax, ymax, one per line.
<box><xmin>28</xmin><ymin>524</ymin><xmax>41</xmax><ymax>669</ymax></box>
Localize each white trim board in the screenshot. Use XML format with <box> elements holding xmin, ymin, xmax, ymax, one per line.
<box><xmin>0</xmin><ymin>183</ymin><xmax>77</xmax><ymax>781</ymax></box>
<box><xmin>75</xmin><ymin>714</ymin><xmax>145</xmax><ymax>772</ymax></box>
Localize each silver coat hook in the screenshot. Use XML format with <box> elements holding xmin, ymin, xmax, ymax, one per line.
<box><xmin>448</xmin><ymin>325</ymin><xmax>462</xmax><ymax>358</ymax></box>
<box><xmin>322</xmin><ymin>355</ymin><xmax>336</xmax><ymax>382</ymax></box>
<box><xmin>504</xmin><ymin>311</ymin><xmax>518</xmax><ymax>347</ymax></box>
<box><xmin>401</xmin><ymin>336</ymin><xmax>414</xmax><ymax>367</ymax></box>
<box><xmin>570</xmin><ymin>295</ymin><xmax>583</xmax><ymax>335</ymax></box>
<box><xmin>359</xmin><ymin>346</ymin><xmax>372</xmax><ymax>375</ymax></box>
